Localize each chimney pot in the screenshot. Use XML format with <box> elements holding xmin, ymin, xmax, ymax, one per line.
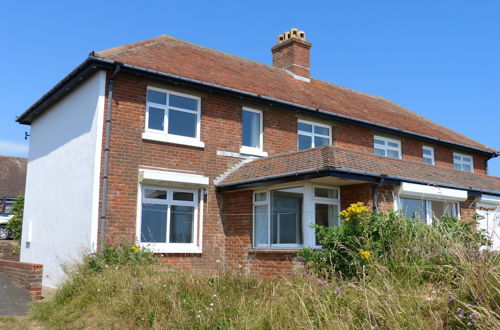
<box><xmin>271</xmin><ymin>28</ymin><xmax>312</xmax><ymax>79</ymax></box>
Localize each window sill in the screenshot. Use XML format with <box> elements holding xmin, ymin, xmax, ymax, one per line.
<box><xmin>142</xmin><ymin>131</ymin><xmax>205</xmax><ymax>149</ymax></box>
<box><xmin>239</xmin><ymin>146</ymin><xmax>268</xmax><ymax>157</ymax></box>
<box><xmin>248</xmin><ymin>249</ymin><xmax>302</xmax><ymax>254</ymax></box>
<box><xmin>140</xmin><ymin>243</ymin><xmax>202</xmax><ymax>254</ymax></box>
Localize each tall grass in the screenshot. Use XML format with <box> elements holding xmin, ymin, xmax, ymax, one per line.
<box><xmin>27</xmin><ymin>213</ymin><xmax>500</xmax><ymax>329</ymax></box>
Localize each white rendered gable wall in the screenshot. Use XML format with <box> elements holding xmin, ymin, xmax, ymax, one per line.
<box><xmin>20</xmin><ymin>71</ymin><xmax>106</xmax><ymax>288</ymax></box>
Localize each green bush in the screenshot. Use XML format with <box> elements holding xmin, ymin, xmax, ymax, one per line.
<box><xmin>299</xmin><ymin>202</ymin><xmax>487</xmax><ymax>280</ymax></box>
<box><xmin>82</xmin><ymin>242</ymin><xmax>157</xmax><ymax>273</ymax></box>
<box><xmin>7</xmin><ymin>195</ymin><xmax>24</xmax><ymax>241</ymax></box>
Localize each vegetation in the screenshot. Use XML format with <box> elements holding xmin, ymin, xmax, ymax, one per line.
<box><xmin>2</xmin><ymin>204</ymin><xmax>499</xmax><ymax>329</ymax></box>
<box><xmin>7</xmin><ymin>195</ymin><xmax>24</xmax><ymax>241</ymax></box>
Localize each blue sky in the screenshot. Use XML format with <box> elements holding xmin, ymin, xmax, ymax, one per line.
<box><xmin>1</xmin><ymin>0</ymin><xmax>499</xmax><ymax>175</ymax></box>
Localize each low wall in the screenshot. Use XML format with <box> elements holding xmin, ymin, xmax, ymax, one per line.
<box><xmin>0</xmin><ymin>259</ymin><xmax>43</xmax><ymax>300</ymax></box>
<box><xmin>0</xmin><ymin>240</ymin><xmax>20</xmax><ymax>261</ymax></box>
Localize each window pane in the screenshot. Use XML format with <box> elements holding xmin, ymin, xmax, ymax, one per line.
<box><xmin>400</xmin><ymin>198</ymin><xmax>426</xmax><ymax>223</ymax></box>
<box><xmin>298</xmin><ymin>134</ymin><xmax>312</xmax><ymax>150</ymax></box>
<box><xmin>141</xmin><ymin>204</ymin><xmax>167</xmax><ymax>243</ymax></box>
<box><xmin>374</xmin><ymin>148</ymin><xmax>385</xmax><ymax>156</ymax></box>
<box><xmin>255</xmin><ymin>192</ymin><xmax>267</xmax><ymax>202</ymax></box>
<box><xmin>387</xmin><ymin>149</ymin><xmax>400</xmax><ymax>159</ymax></box>
<box><xmin>454</xmin><ymin>155</ymin><xmax>461</xmax><ymax>161</ymax></box>
<box><xmin>145</xmin><ymin>189</ymin><xmax>167</xmax><ymax>199</ymax></box>
<box><xmin>169</xmin><ymin>205</ymin><xmax>194</xmax><ymax>243</ymax></box>
<box><xmin>315</xmin><ymin>204</ymin><xmax>339</xmax><ymax>245</ymax></box>
<box><xmin>298</xmin><ymin>122</ymin><xmax>312</xmax><ymax>132</ymax></box>
<box><xmin>254</xmin><ymin>205</ymin><xmax>269</xmax><ymax>246</ymax></box>
<box><xmin>168</xmin><ymin>109</ymin><xmax>197</xmax><ymax>138</ymax></box>
<box><xmin>454</xmin><ymin>164</ymin><xmax>461</xmax><ymax>170</ymax></box>
<box><xmin>462</xmin><ymin>157</ymin><xmax>472</xmax><ymax>164</ymax></box>
<box><xmin>423</xmin><ymin>157</ymin><xmax>433</xmax><ymax>165</ymax></box>
<box><xmin>462</xmin><ymin>164</ymin><xmax>472</xmax><ymax>172</ymax></box>
<box><xmin>314</xmin><ymin>136</ymin><xmax>330</xmax><ymax>147</ymax></box>
<box><xmin>388</xmin><ymin>141</ymin><xmax>399</xmax><ymax>148</ymax></box>
<box><xmin>423</xmin><ymin>148</ymin><xmax>432</xmax><ymax>156</ymax></box>
<box><xmin>374</xmin><ymin>139</ymin><xmax>385</xmax><ymax>146</ymax></box>
<box><xmin>147</xmin><ymin>90</ymin><xmax>166</xmax><ymax>105</ymax></box>
<box><xmin>169</xmin><ymin>94</ymin><xmax>198</xmax><ymax>111</ymax></box>
<box><xmin>242</xmin><ymin>110</ymin><xmax>261</xmax><ymax>148</ymax></box>
<box><xmin>314</xmin><ymin>187</ymin><xmax>338</xmax><ymax>199</ymax></box>
<box><xmin>148</xmin><ymin>107</ymin><xmax>164</xmax><ymax>131</ymax></box>
<box><xmin>173</xmin><ymin>191</ymin><xmax>194</xmax><ymax>201</ymax></box>
<box><xmin>271</xmin><ymin>189</ymin><xmax>303</xmax><ymax>245</ymax></box>
<box><xmin>431</xmin><ymin>201</ymin><xmax>454</xmax><ymax>220</ymax></box>
<box><xmin>314</xmin><ymin>125</ymin><xmax>329</xmax><ymax>136</ymax></box>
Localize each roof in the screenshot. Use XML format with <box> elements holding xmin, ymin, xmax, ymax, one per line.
<box><xmin>0</xmin><ymin>156</ymin><xmax>27</xmax><ymax>198</ymax></box>
<box><xmin>217</xmin><ymin>146</ymin><xmax>500</xmax><ymax>195</ymax></box>
<box><xmin>92</xmin><ymin>34</ymin><xmax>496</xmax><ymax>154</ymax></box>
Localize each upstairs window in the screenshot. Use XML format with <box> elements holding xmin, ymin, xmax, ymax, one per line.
<box><xmin>453</xmin><ymin>153</ymin><xmax>473</xmax><ymax>172</ymax></box>
<box><xmin>422</xmin><ymin>146</ymin><xmax>435</xmax><ymax>165</ymax></box>
<box><xmin>240</xmin><ymin>108</ymin><xmax>267</xmax><ymax>156</ymax></box>
<box><xmin>374</xmin><ymin>136</ymin><xmax>401</xmax><ymax>159</ymax></box>
<box><xmin>297</xmin><ymin>120</ymin><xmax>331</xmax><ymax>150</ymax></box>
<box><xmin>145</xmin><ymin>87</ymin><xmax>201</xmax><ymax>140</ymax></box>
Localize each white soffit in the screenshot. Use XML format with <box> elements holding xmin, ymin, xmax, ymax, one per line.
<box><xmin>398</xmin><ymin>182</ymin><xmax>467</xmax><ymax>202</ymax></box>
<box><xmin>478</xmin><ymin>194</ymin><xmax>500</xmax><ymax>206</ymax></box>
<box><xmin>139</xmin><ymin>169</ymin><xmax>209</xmax><ymax>187</ymax></box>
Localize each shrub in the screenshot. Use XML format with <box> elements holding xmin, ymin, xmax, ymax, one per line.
<box><xmin>7</xmin><ymin>195</ymin><xmax>24</xmax><ymax>241</ymax></box>
<box><xmin>82</xmin><ymin>242</ymin><xmax>157</xmax><ymax>273</ymax></box>
<box><xmin>299</xmin><ymin>202</ymin><xmax>487</xmax><ymax>281</ymax></box>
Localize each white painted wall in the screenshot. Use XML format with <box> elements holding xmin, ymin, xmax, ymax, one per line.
<box><xmin>20</xmin><ymin>71</ymin><xmax>106</xmax><ymax>288</ymax></box>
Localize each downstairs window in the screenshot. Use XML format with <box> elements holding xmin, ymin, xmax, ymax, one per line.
<box><xmin>399</xmin><ymin>197</ymin><xmax>460</xmax><ymax>225</ymax></box>
<box><xmin>139</xmin><ymin>186</ymin><xmax>203</xmax><ymax>253</ymax></box>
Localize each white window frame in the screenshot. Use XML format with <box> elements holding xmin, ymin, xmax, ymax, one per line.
<box><xmin>453</xmin><ymin>152</ymin><xmax>474</xmax><ymax>173</ymax></box>
<box><xmin>137</xmin><ymin>185</ymin><xmax>202</xmax><ymax>253</ymax></box>
<box><xmin>142</xmin><ymin>86</ymin><xmax>204</xmax><ymax>148</ymax></box>
<box><xmin>240</xmin><ymin>108</ymin><xmax>268</xmax><ymax>157</ymax></box>
<box><xmin>297</xmin><ymin>119</ymin><xmax>332</xmax><ymax>150</ymax></box>
<box><xmin>396</xmin><ymin>196</ymin><xmax>460</xmax><ymax>225</ymax></box>
<box><xmin>422</xmin><ymin>146</ymin><xmax>435</xmax><ymax>165</ymax></box>
<box><xmin>373</xmin><ymin>135</ymin><xmax>402</xmax><ymax>159</ymax></box>
<box><xmin>311</xmin><ymin>185</ymin><xmax>340</xmax><ymax>249</ymax></box>
<box><xmin>252</xmin><ymin>184</ymin><xmax>340</xmax><ymax>249</ymax></box>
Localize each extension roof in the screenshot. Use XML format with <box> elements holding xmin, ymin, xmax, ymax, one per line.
<box><xmin>17</xmin><ymin>34</ymin><xmax>497</xmax><ymax>156</ymax></box>
<box><xmin>217</xmin><ymin>146</ymin><xmax>500</xmax><ymax>195</ymax></box>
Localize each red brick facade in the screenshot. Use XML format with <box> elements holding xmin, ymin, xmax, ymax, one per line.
<box><xmin>0</xmin><ymin>259</ymin><xmax>43</xmax><ymax>300</ymax></box>
<box><xmin>96</xmin><ymin>71</ymin><xmax>488</xmax><ymax>276</ymax></box>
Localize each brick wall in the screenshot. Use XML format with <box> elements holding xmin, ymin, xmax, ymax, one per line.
<box><xmin>0</xmin><ymin>259</ymin><xmax>43</xmax><ymax>300</ymax></box>
<box><xmin>0</xmin><ymin>240</ymin><xmax>20</xmax><ymax>261</ymax></box>
<box><xmin>97</xmin><ymin>71</ymin><xmax>488</xmax><ymax>275</ymax></box>
<box><xmin>271</xmin><ymin>38</ymin><xmax>311</xmax><ymax>78</ymax></box>
<box><xmin>341</xmin><ymin>183</ymin><xmax>394</xmax><ymax>212</ymax></box>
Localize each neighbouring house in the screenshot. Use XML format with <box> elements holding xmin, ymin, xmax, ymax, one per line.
<box><xmin>0</xmin><ymin>155</ymin><xmax>27</xmax><ymax>205</ymax></box>
<box><xmin>16</xmin><ymin>29</ymin><xmax>500</xmax><ymax>287</ymax></box>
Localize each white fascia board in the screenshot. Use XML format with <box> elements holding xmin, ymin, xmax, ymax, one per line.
<box><xmin>139</xmin><ymin>169</ymin><xmax>209</xmax><ymax>187</ymax></box>
<box><xmin>478</xmin><ymin>194</ymin><xmax>500</xmax><ymax>206</ymax></box>
<box><xmin>398</xmin><ymin>182</ymin><xmax>467</xmax><ymax>202</ymax></box>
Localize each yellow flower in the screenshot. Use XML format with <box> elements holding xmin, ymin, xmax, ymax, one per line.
<box><xmin>130</xmin><ymin>246</ymin><xmax>140</xmax><ymax>253</ymax></box>
<box><xmin>359</xmin><ymin>250</ymin><xmax>371</xmax><ymax>260</ymax></box>
<box><xmin>339</xmin><ymin>202</ymin><xmax>371</xmax><ymax>222</ymax></box>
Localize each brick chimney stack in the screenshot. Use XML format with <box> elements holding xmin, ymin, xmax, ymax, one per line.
<box><xmin>272</xmin><ymin>28</ymin><xmax>312</xmax><ymax>79</ymax></box>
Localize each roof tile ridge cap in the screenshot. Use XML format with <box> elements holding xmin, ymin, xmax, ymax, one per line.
<box><xmin>94</xmin><ymin>34</ymin><xmax>172</xmax><ymax>57</ymax></box>
<box><xmin>213</xmin><ymin>158</ymin><xmax>252</xmax><ymax>185</ymax></box>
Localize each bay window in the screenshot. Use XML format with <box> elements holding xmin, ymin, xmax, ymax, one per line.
<box><xmin>253</xmin><ymin>185</ymin><xmax>340</xmax><ymax>249</ymax></box>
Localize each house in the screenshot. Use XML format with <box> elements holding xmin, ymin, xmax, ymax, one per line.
<box><xmin>0</xmin><ymin>155</ymin><xmax>27</xmax><ymax>239</ymax></box>
<box><xmin>16</xmin><ymin>29</ymin><xmax>500</xmax><ymax>287</ymax></box>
